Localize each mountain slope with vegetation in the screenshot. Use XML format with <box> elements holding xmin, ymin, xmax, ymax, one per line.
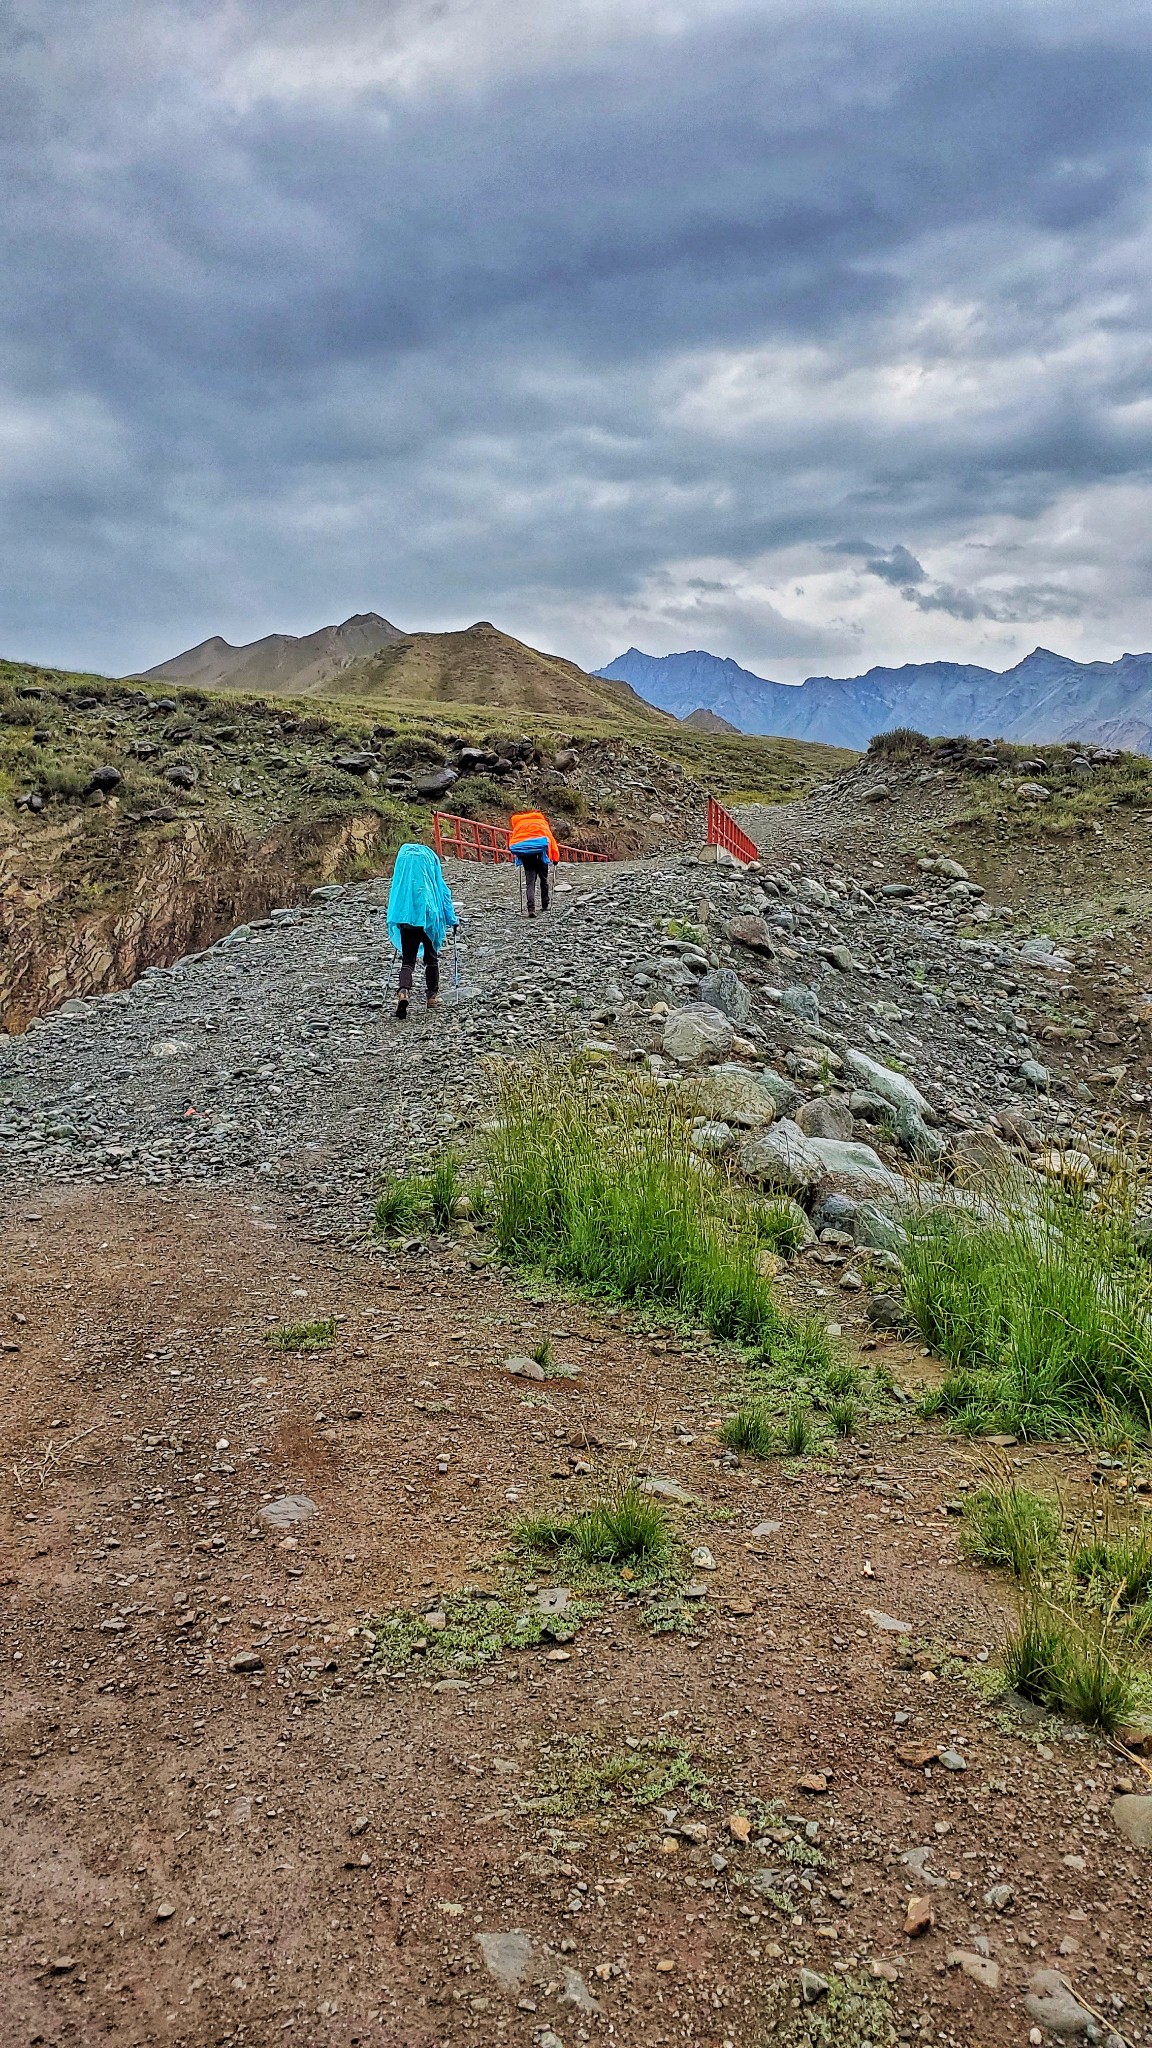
<box><xmin>137</xmin><ymin>614</ymin><xmax>660</xmax><ymax>723</ymax></box>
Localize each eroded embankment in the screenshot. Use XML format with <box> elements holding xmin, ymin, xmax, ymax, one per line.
<box><xmin>0</xmin><ymin>808</ymin><xmax>389</xmax><ymax>1030</ymax></box>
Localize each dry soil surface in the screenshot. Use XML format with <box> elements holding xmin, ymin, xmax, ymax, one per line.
<box><xmin>3</xmin><ymin>1187</ymin><xmax>1152</xmax><ymax>2048</ymax></box>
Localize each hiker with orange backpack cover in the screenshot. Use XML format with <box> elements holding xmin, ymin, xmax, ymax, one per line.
<box><xmin>508</xmin><ymin>808</ymin><xmax>559</xmax><ymax>917</ymax></box>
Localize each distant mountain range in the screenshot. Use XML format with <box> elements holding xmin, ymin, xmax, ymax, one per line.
<box><xmin>596</xmin><ymin>645</ymin><xmax>1152</xmax><ymax>752</ymax></box>
<box><xmin>133</xmin><ymin>615</ymin><xmax>657</xmax><ymax>722</ymax></box>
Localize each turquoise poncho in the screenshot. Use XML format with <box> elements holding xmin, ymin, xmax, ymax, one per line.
<box><xmin>386</xmin><ymin>843</ymin><xmax>458</xmax><ymax>953</ymax></box>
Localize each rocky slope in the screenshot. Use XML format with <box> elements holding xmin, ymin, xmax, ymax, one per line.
<box><xmin>600</xmin><ymin>643</ymin><xmax>1152</xmax><ymax>753</ymax></box>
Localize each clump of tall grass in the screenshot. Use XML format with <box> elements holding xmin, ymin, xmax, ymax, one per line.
<box><xmin>902</xmin><ymin>1160</ymin><xmax>1152</xmax><ymax>1439</ymax></box>
<box><xmin>961</xmin><ymin>1484</ymin><xmax>1062</xmax><ymax>1577</ymax></box>
<box><xmin>1070</xmin><ymin>1525</ymin><xmax>1152</xmax><ymax>1611</ymax></box>
<box><xmin>485</xmin><ymin>1060</ymin><xmax>813</xmax><ymax>1360</ymax></box>
<box><xmin>1001</xmin><ymin>1596</ymin><xmax>1138</xmax><ymax>1734</ymax></box>
<box><xmin>720</xmin><ymin>1397</ymin><xmax>818</xmax><ymax>1459</ymax></box>
<box><xmin>428</xmin><ymin>1151</ymin><xmax>461</xmax><ymax>1231</ymax></box>
<box><xmin>512</xmin><ymin>1483</ymin><xmax>673</xmax><ymax>1577</ymax></box>
<box><xmin>373</xmin><ymin>1172</ymin><xmax>423</xmax><ymax>1235</ymax></box>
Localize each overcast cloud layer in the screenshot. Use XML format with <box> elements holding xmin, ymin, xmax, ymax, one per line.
<box><xmin>4</xmin><ymin>0</ymin><xmax>1152</xmax><ymax>681</ymax></box>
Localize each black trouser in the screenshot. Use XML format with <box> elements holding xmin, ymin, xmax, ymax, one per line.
<box><xmin>397</xmin><ymin>923</ymin><xmax>439</xmax><ymax>995</ymax></box>
<box><xmin>519</xmin><ymin>851</ymin><xmax>550</xmax><ymax>912</ymax></box>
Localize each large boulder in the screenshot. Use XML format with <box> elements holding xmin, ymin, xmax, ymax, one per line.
<box><xmin>697</xmin><ymin>968</ymin><xmax>753</xmax><ymax>1025</ymax></box>
<box><xmin>796</xmin><ymin>1095</ymin><xmax>854</xmax><ymax>1141</ymax></box>
<box><xmin>780</xmin><ymin>985</ymin><xmax>820</xmax><ymax>1026</ymax></box>
<box><xmin>948</xmin><ymin>1127</ymin><xmax>1017</xmax><ymax>1182</ymax></box>
<box><xmin>693</xmin><ymin>1066</ymin><xmax>776</xmax><ymax>1129</ymax></box>
<box><xmin>853</xmin><ymin>1200</ymin><xmax>909</xmax><ymax>1254</ymax></box>
<box><xmin>414</xmin><ymin>766</ymin><xmax>458</xmax><ymax>797</ymax></box>
<box><xmin>728</xmin><ymin>915</ymin><xmax>776</xmax><ymax>956</ymax></box>
<box><xmin>662</xmin><ymin>1004</ymin><xmax>735</xmax><ymax>1065</ymax></box>
<box><xmin>739</xmin><ymin>1120</ymin><xmax>822</xmax><ymax>1194</ymax></box>
<box><xmin>740</xmin><ymin>1121</ymin><xmax>904</xmax><ymax>1198</ymax></box>
<box><xmin>843</xmin><ymin>1049</ymin><xmax>932</xmax><ymax>1121</ymax></box>
<box><xmin>756</xmin><ymin>1068</ymin><xmax>802</xmax><ymax>1118</ymax></box>
<box><xmin>891</xmin><ymin>1103</ymin><xmax>947</xmax><ymax>1164</ymax></box>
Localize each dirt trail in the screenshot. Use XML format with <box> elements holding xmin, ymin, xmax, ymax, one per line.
<box><xmin>3</xmin><ymin>801</ymin><xmax>1152</xmax><ymax>2048</ymax></box>
<box><xmin>2</xmin><ymin>1186</ymin><xmax>1151</xmax><ymax>2048</ymax></box>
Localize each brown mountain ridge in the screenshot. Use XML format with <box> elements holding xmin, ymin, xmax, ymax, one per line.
<box><xmin>133</xmin><ymin>614</ymin><xmax>662</xmax><ymax>724</ymax></box>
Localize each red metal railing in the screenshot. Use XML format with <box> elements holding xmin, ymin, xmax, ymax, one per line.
<box><xmin>432</xmin><ymin>811</ymin><xmax>609</xmax><ymax>866</ymax></box>
<box><xmin>706</xmin><ymin>795</ymin><xmax>759</xmax><ymax>864</ymax></box>
<box><xmin>433</xmin><ymin>814</ymin><xmax>512</xmax><ymax>863</ymax></box>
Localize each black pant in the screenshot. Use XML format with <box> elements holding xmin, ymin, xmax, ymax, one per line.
<box><xmin>397</xmin><ymin>923</ymin><xmax>439</xmax><ymax>995</ymax></box>
<box><xmin>520</xmin><ymin>852</ymin><xmax>550</xmax><ymax>912</ymax></box>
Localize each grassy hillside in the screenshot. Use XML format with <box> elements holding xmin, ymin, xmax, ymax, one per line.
<box><xmin>323</xmin><ymin>620</ymin><xmax>661</xmax><ymax>722</ymax></box>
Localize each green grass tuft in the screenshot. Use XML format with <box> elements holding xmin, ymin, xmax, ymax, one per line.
<box><xmin>781</xmin><ymin>1402</ymin><xmax>814</xmax><ymax>1456</ymax></box>
<box><xmin>961</xmin><ymin>1484</ymin><xmax>1063</xmax><ymax>1577</ymax></box>
<box><xmin>902</xmin><ymin>1172</ymin><xmax>1152</xmax><ymax>1439</ymax></box>
<box><xmin>428</xmin><ymin>1151</ymin><xmax>461</xmax><ymax>1231</ymax></box>
<box><xmin>373</xmin><ymin>1173</ymin><xmax>423</xmax><ymax>1236</ymax></box>
<box><xmin>829</xmin><ymin>1396</ymin><xmax>859</xmax><ymax>1438</ymax></box>
<box><xmin>1001</xmin><ymin>1599</ymin><xmax>1138</xmax><ymax>1733</ymax></box>
<box><xmin>1070</xmin><ymin>1526</ymin><xmax>1152</xmax><ymax>1611</ymax></box>
<box><xmin>266</xmin><ymin>1316</ymin><xmax>336</xmax><ymax>1351</ymax></box>
<box><xmin>484</xmin><ymin>1060</ymin><xmax>815</xmax><ymax>1356</ymax></box>
<box><xmin>514</xmin><ymin>1483</ymin><xmax>674</xmax><ymax>1578</ymax></box>
<box><xmin>719</xmin><ymin>1402</ymin><xmax>779</xmax><ymax>1458</ymax></box>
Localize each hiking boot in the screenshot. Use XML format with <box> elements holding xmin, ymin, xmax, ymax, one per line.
<box><xmin>426</xmin><ymin>993</ymin><xmax>441</xmax><ymax>1010</ymax></box>
<box><xmin>395</xmin><ymin>993</ymin><xmax>409</xmax><ymax>1021</ymax></box>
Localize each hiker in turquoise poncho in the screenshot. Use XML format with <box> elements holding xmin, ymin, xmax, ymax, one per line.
<box><xmin>386</xmin><ymin>842</ymin><xmax>458</xmax><ymax>1021</ymax></box>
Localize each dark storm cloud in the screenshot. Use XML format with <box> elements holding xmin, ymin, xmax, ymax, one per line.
<box><xmin>830</xmin><ymin>542</ymin><xmax>926</xmax><ymax>585</ymax></box>
<box><xmin>3</xmin><ymin>0</ymin><xmax>1152</xmax><ymax>673</ymax></box>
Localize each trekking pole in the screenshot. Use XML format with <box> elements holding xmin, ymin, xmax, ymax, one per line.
<box><xmin>453</xmin><ymin>928</ymin><xmax>460</xmax><ymax>989</ymax></box>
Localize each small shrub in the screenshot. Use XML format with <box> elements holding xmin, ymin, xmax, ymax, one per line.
<box><xmin>868</xmin><ymin>727</ymin><xmax>932</xmax><ymax>760</ymax></box>
<box><xmin>530</xmin><ymin>1336</ymin><xmax>554</xmax><ymax>1370</ymax></box>
<box><xmin>266</xmin><ymin>1316</ymin><xmax>336</xmax><ymax>1351</ymax></box>
<box><xmin>451</xmin><ymin>774</ymin><xmax>505</xmax><ymax>817</ymax></box>
<box><xmin>961</xmin><ymin>1484</ymin><xmax>1062</xmax><ymax>1577</ymax></box>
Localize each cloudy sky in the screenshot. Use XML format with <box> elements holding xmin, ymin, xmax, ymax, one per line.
<box><xmin>4</xmin><ymin>0</ymin><xmax>1152</xmax><ymax>683</ymax></box>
